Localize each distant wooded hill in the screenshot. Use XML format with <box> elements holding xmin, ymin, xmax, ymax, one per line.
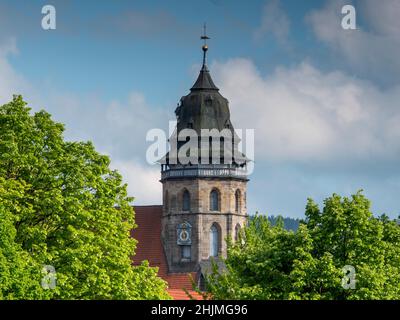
<box><xmin>248</xmin><ymin>214</ymin><xmax>301</xmax><ymax>231</ymax></box>
<box><xmin>267</xmin><ymin>215</ymin><xmax>301</xmax><ymax>231</ymax></box>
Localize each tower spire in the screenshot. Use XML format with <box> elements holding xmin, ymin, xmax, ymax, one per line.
<box><xmin>200</xmin><ymin>23</ymin><xmax>210</xmax><ymax>68</ymax></box>
<box><xmin>191</xmin><ymin>24</ymin><xmax>218</xmax><ymax>91</ymax></box>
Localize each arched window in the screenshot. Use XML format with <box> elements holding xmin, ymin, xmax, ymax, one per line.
<box><xmin>210</xmin><ymin>189</ymin><xmax>220</xmax><ymax>211</ymax></box>
<box><xmin>235</xmin><ymin>224</ymin><xmax>241</xmax><ymax>242</ymax></box>
<box><xmin>171</xmin><ymin>195</ymin><xmax>177</xmax><ymax>210</ymax></box>
<box><xmin>235</xmin><ymin>189</ymin><xmax>241</xmax><ymax>213</ymax></box>
<box><xmin>182</xmin><ymin>189</ymin><xmax>190</xmax><ymax>211</ymax></box>
<box><xmin>210</xmin><ymin>224</ymin><xmax>219</xmax><ymax>257</ymax></box>
<box><xmin>181</xmin><ymin>246</ymin><xmax>191</xmax><ymax>259</ymax></box>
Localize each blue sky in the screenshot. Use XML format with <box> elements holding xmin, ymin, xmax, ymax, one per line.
<box><xmin>3</xmin><ymin>0</ymin><xmax>327</xmax><ymax>102</ymax></box>
<box><xmin>1</xmin><ymin>0</ymin><xmax>400</xmax><ymax>218</ymax></box>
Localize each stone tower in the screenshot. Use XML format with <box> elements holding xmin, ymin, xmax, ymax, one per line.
<box><xmin>160</xmin><ymin>31</ymin><xmax>249</xmax><ymax>275</ymax></box>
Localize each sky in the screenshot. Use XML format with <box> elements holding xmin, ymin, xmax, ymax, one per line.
<box><xmin>1</xmin><ymin>0</ymin><xmax>400</xmax><ymax>218</ymax></box>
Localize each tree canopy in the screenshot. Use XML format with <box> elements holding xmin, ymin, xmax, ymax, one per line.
<box><xmin>0</xmin><ymin>96</ymin><xmax>170</xmax><ymax>299</ymax></box>
<box><xmin>204</xmin><ymin>191</ymin><xmax>400</xmax><ymax>299</ymax></box>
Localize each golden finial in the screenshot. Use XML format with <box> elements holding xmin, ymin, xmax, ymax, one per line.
<box><xmin>200</xmin><ymin>23</ymin><xmax>210</xmax><ymax>66</ymax></box>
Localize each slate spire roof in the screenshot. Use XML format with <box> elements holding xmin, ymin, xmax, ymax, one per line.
<box><xmin>191</xmin><ymin>64</ymin><xmax>219</xmax><ymax>91</ymax></box>
<box><xmin>159</xmin><ymin>27</ymin><xmax>250</xmax><ymax>166</ymax></box>
<box><xmin>175</xmin><ymin>36</ymin><xmax>232</xmax><ymax>134</ymax></box>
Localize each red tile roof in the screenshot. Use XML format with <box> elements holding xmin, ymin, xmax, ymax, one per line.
<box><xmin>131</xmin><ymin>205</ymin><xmax>203</xmax><ymax>300</ymax></box>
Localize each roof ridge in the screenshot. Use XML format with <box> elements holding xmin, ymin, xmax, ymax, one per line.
<box><xmin>133</xmin><ymin>205</ymin><xmax>162</xmax><ymax>208</ymax></box>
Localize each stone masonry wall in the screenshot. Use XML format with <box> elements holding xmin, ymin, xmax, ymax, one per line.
<box><xmin>161</xmin><ymin>177</ymin><xmax>248</xmax><ymax>273</ymax></box>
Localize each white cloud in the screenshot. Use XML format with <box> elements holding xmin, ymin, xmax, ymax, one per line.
<box><xmin>0</xmin><ymin>38</ymin><xmax>166</xmax><ymax>205</ymax></box>
<box><xmin>42</xmin><ymin>91</ymin><xmax>167</xmax><ymax>204</ymax></box>
<box><xmin>361</xmin><ymin>0</ymin><xmax>400</xmax><ymax>37</ymax></box>
<box><xmin>253</xmin><ymin>0</ymin><xmax>290</xmax><ymax>45</ymax></box>
<box><xmin>0</xmin><ymin>37</ymin><xmax>33</xmax><ymax>104</ymax></box>
<box><xmin>212</xmin><ymin>58</ymin><xmax>400</xmax><ymax>165</ymax></box>
<box><xmin>0</xmin><ymin>37</ymin><xmax>17</xmax><ymax>56</ymax></box>
<box><xmin>306</xmin><ymin>0</ymin><xmax>400</xmax><ymax>84</ymax></box>
<box><xmin>2</xmin><ymin>30</ymin><xmax>400</xmax><ymax>217</ymax></box>
<box><xmin>45</xmin><ymin>91</ymin><xmax>166</xmax><ymax>203</ymax></box>
<box><xmin>111</xmin><ymin>160</ymin><xmax>162</xmax><ymax>204</ymax></box>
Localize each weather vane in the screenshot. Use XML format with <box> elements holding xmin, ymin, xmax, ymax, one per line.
<box><xmin>201</xmin><ymin>23</ymin><xmax>210</xmax><ymax>67</ymax></box>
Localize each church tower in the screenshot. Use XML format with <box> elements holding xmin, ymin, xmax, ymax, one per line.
<box><xmin>160</xmin><ymin>29</ymin><xmax>249</xmax><ymax>275</ymax></box>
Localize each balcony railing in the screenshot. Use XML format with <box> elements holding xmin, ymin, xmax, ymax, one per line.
<box><xmin>161</xmin><ymin>164</ymin><xmax>248</xmax><ymax>180</ymax></box>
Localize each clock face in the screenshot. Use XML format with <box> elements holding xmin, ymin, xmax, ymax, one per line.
<box><xmin>177</xmin><ymin>222</ymin><xmax>192</xmax><ymax>245</ymax></box>
<box><xmin>179</xmin><ymin>230</ymin><xmax>189</xmax><ymax>242</ymax></box>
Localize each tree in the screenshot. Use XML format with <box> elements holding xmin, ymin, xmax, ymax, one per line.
<box><xmin>0</xmin><ymin>203</ymin><xmax>49</xmax><ymax>299</ymax></box>
<box><xmin>204</xmin><ymin>191</ymin><xmax>400</xmax><ymax>299</ymax></box>
<box><xmin>0</xmin><ymin>96</ymin><xmax>170</xmax><ymax>299</ymax></box>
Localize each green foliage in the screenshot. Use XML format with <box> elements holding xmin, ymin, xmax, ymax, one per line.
<box><xmin>0</xmin><ymin>96</ymin><xmax>170</xmax><ymax>299</ymax></box>
<box><xmin>205</xmin><ymin>191</ymin><xmax>400</xmax><ymax>300</ymax></box>
<box><xmin>0</xmin><ymin>204</ymin><xmax>49</xmax><ymax>299</ymax></box>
